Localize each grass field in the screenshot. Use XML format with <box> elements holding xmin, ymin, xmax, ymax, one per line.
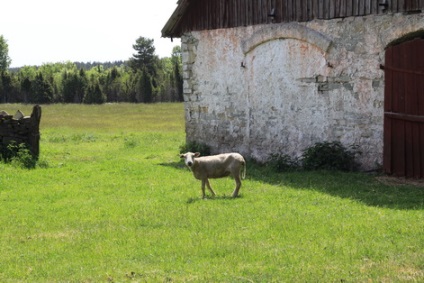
<box><xmin>0</xmin><ymin>103</ymin><xmax>423</xmax><ymax>282</ymax></box>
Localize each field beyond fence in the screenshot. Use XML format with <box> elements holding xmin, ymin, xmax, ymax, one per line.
<box><xmin>0</xmin><ymin>103</ymin><xmax>423</xmax><ymax>282</ymax></box>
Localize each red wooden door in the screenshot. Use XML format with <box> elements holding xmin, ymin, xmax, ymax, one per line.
<box><xmin>384</xmin><ymin>38</ymin><xmax>424</xmax><ymax>178</ymax></box>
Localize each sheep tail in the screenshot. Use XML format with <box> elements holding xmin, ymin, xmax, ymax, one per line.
<box><xmin>241</xmin><ymin>160</ymin><xmax>246</xmax><ymax>179</ymax></box>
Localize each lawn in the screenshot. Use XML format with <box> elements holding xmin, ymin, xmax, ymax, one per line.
<box><xmin>0</xmin><ymin>103</ymin><xmax>423</xmax><ymax>282</ymax></box>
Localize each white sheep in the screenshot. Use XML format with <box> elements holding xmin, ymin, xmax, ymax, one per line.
<box><xmin>180</xmin><ymin>152</ymin><xmax>246</xmax><ymax>198</ymax></box>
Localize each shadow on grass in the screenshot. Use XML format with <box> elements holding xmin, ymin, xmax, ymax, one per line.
<box><xmin>158</xmin><ymin>162</ymin><xmax>244</xmax><ymax>204</ymax></box>
<box><xmin>186</xmin><ymin>195</ymin><xmax>242</xmax><ymax>204</ymax></box>
<box><xmin>159</xmin><ymin>160</ymin><xmax>424</xmax><ymax>210</ymax></box>
<box><xmin>158</xmin><ymin>161</ymin><xmax>186</xmax><ymax>170</ymax></box>
<box><xmin>246</xmin><ymin>162</ymin><xmax>424</xmax><ymax>210</ymax></box>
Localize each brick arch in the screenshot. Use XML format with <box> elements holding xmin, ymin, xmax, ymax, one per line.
<box><xmin>241</xmin><ymin>23</ymin><xmax>333</xmax><ymax>55</ymax></box>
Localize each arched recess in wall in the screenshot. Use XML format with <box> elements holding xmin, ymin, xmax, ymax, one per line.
<box><xmin>241</xmin><ymin>23</ymin><xmax>334</xmax><ymax>160</ymax></box>
<box><xmin>241</xmin><ymin>22</ymin><xmax>333</xmax><ymax>55</ymax></box>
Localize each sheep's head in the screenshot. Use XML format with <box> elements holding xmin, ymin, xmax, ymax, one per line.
<box><xmin>180</xmin><ymin>152</ymin><xmax>200</xmax><ymax>167</ymax></box>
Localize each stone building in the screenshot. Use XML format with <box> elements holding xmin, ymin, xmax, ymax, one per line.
<box><xmin>162</xmin><ymin>0</ymin><xmax>424</xmax><ymax>176</ymax></box>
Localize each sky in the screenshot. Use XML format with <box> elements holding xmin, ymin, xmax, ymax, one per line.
<box><xmin>1</xmin><ymin>0</ymin><xmax>181</xmax><ymax>68</ymax></box>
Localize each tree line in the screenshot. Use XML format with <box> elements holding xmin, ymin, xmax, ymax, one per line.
<box><xmin>0</xmin><ymin>35</ymin><xmax>183</xmax><ymax>104</ymax></box>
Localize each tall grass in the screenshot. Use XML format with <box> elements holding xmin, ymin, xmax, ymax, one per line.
<box><xmin>0</xmin><ymin>103</ymin><xmax>423</xmax><ymax>282</ymax></box>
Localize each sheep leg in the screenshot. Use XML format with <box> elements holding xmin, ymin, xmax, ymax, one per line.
<box><xmin>205</xmin><ymin>179</ymin><xmax>216</xmax><ymax>196</ymax></box>
<box><xmin>201</xmin><ymin>179</ymin><xmax>207</xmax><ymax>198</ymax></box>
<box><xmin>231</xmin><ymin>176</ymin><xmax>242</xmax><ymax>197</ymax></box>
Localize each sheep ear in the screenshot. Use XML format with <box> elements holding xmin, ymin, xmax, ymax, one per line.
<box><xmin>194</xmin><ymin>152</ymin><xmax>201</xmax><ymax>157</ymax></box>
<box><xmin>179</xmin><ymin>154</ymin><xmax>185</xmax><ymax>158</ymax></box>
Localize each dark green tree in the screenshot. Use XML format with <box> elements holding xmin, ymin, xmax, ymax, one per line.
<box><xmin>77</xmin><ymin>68</ymin><xmax>88</xmax><ymax>102</ymax></box>
<box><xmin>21</xmin><ymin>77</ymin><xmax>32</xmax><ymax>103</ymax></box>
<box><xmin>171</xmin><ymin>46</ymin><xmax>184</xmax><ymax>101</ymax></box>
<box><xmin>84</xmin><ymin>81</ymin><xmax>105</xmax><ymax>104</ymax></box>
<box><xmin>125</xmin><ymin>71</ymin><xmax>139</xmax><ymax>103</ymax></box>
<box><xmin>16</xmin><ymin>66</ymin><xmax>37</xmax><ymax>103</ymax></box>
<box><xmin>62</xmin><ymin>72</ymin><xmax>77</xmax><ymax>103</ymax></box>
<box><xmin>31</xmin><ymin>72</ymin><xmax>53</xmax><ymax>103</ymax></box>
<box><xmin>135</xmin><ymin>69</ymin><xmax>153</xmax><ymax>103</ymax></box>
<box><xmin>104</xmin><ymin>67</ymin><xmax>121</xmax><ymax>102</ymax></box>
<box><xmin>129</xmin><ymin>37</ymin><xmax>158</xmax><ymax>77</ymax></box>
<box><xmin>0</xmin><ymin>35</ymin><xmax>11</xmax><ymax>72</ymax></box>
<box><xmin>62</xmin><ymin>69</ymin><xmax>87</xmax><ymax>103</ymax></box>
<box><xmin>0</xmin><ymin>72</ymin><xmax>12</xmax><ymax>102</ymax></box>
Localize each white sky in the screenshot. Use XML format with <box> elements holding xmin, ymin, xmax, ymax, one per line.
<box><xmin>1</xmin><ymin>0</ymin><xmax>181</xmax><ymax>67</ymax></box>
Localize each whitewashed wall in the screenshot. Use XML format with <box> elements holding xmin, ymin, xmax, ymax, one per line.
<box><xmin>181</xmin><ymin>13</ymin><xmax>424</xmax><ymax>170</ymax></box>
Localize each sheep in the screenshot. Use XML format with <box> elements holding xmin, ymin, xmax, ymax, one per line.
<box><xmin>180</xmin><ymin>152</ymin><xmax>246</xmax><ymax>198</ymax></box>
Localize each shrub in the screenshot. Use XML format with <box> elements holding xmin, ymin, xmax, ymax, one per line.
<box><xmin>268</xmin><ymin>153</ymin><xmax>300</xmax><ymax>172</ymax></box>
<box><xmin>179</xmin><ymin>141</ymin><xmax>211</xmax><ymax>156</ymax></box>
<box><xmin>0</xmin><ymin>141</ymin><xmax>29</xmax><ymax>162</ymax></box>
<box><xmin>11</xmin><ymin>145</ymin><xmax>37</xmax><ymax>169</ymax></box>
<box><xmin>0</xmin><ymin>142</ymin><xmax>37</xmax><ymax>169</ymax></box>
<box><xmin>0</xmin><ymin>142</ymin><xmax>17</xmax><ymax>162</ymax></box>
<box><xmin>301</xmin><ymin>141</ymin><xmax>360</xmax><ymax>172</ymax></box>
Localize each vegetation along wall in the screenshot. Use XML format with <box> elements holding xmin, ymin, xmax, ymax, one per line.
<box><xmin>181</xmin><ymin>12</ymin><xmax>424</xmax><ymax>170</ymax></box>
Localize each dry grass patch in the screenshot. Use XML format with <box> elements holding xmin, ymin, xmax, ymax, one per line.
<box><xmin>376</xmin><ymin>175</ymin><xmax>424</xmax><ymax>187</ymax></box>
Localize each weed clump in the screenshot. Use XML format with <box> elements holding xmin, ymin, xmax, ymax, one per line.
<box><xmin>124</xmin><ymin>136</ymin><xmax>138</xmax><ymax>148</ymax></box>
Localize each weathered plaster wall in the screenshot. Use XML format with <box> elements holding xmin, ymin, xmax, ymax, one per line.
<box><xmin>181</xmin><ymin>13</ymin><xmax>424</xmax><ymax>170</ymax></box>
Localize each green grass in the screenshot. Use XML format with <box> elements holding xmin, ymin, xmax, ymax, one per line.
<box><xmin>0</xmin><ymin>103</ymin><xmax>423</xmax><ymax>282</ymax></box>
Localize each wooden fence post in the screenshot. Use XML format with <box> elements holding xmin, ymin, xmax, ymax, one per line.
<box><xmin>29</xmin><ymin>105</ymin><xmax>42</xmax><ymax>159</ymax></box>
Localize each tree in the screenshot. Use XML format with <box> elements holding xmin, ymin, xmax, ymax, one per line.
<box><xmin>31</xmin><ymin>72</ymin><xmax>53</xmax><ymax>103</ymax></box>
<box><xmin>171</xmin><ymin>46</ymin><xmax>184</xmax><ymax>101</ymax></box>
<box><xmin>62</xmin><ymin>68</ymin><xmax>87</xmax><ymax>103</ymax></box>
<box><xmin>103</xmin><ymin>66</ymin><xmax>121</xmax><ymax>102</ymax></box>
<box><xmin>15</xmin><ymin>66</ymin><xmax>37</xmax><ymax>103</ymax></box>
<box><xmin>0</xmin><ymin>72</ymin><xmax>12</xmax><ymax>102</ymax></box>
<box><xmin>135</xmin><ymin>69</ymin><xmax>153</xmax><ymax>103</ymax></box>
<box><xmin>129</xmin><ymin>36</ymin><xmax>157</xmax><ymax>76</ymax></box>
<box><xmin>21</xmin><ymin>77</ymin><xmax>32</xmax><ymax>103</ymax></box>
<box><xmin>123</xmin><ymin>71</ymin><xmax>138</xmax><ymax>103</ymax></box>
<box><xmin>0</xmin><ymin>35</ymin><xmax>11</xmax><ymax>71</ymax></box>
<box><xmin>84</xmin><ymin>81</ymin><xmax>105</xmax><ymax>104</ymax></box>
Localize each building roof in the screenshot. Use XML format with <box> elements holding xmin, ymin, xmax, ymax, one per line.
<box><xmin>162</xmin><ymin>0</ymin><xmax>424</xmax><ymax>39</ymax></box>
<box><xmin>161</xmin><ymin>0</ymin><xmax>190</xmax><ymax>39</ymax></box>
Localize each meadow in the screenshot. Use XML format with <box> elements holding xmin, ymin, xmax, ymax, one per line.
<box><xmin>0</xmin><ymin>103</ymin><xmax>423</xmax><ymax>282</ymax></box>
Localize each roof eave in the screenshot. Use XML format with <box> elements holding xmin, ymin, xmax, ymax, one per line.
<box><xmin>161</xmin><ymin>0</ymin><xmax>190</xmax><ymax>38</ymax></box>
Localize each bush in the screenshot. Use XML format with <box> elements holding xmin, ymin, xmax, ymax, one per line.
<box><xmin>301</xmin><ymin>141</ymin><xmax>360</xmax><ymax>172</ymax></box>
<box><xmin>179</xmin><ymin>141</ymin><xmax>211</xmax><ymax>156</ymax></box>
<box><xmin>0</xmin><ymin>142</ymin><xmax>37</xmax><ymax>169</ymax></box>
<box><xmin>268</xmin><ymin>153</ymin><xmax>300</xmax><ymax>172</ymax></box>
<box><xmin>0</xmin><ymin>142</ymin><xmax>16</xmax><ymax>162</ymax></box>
